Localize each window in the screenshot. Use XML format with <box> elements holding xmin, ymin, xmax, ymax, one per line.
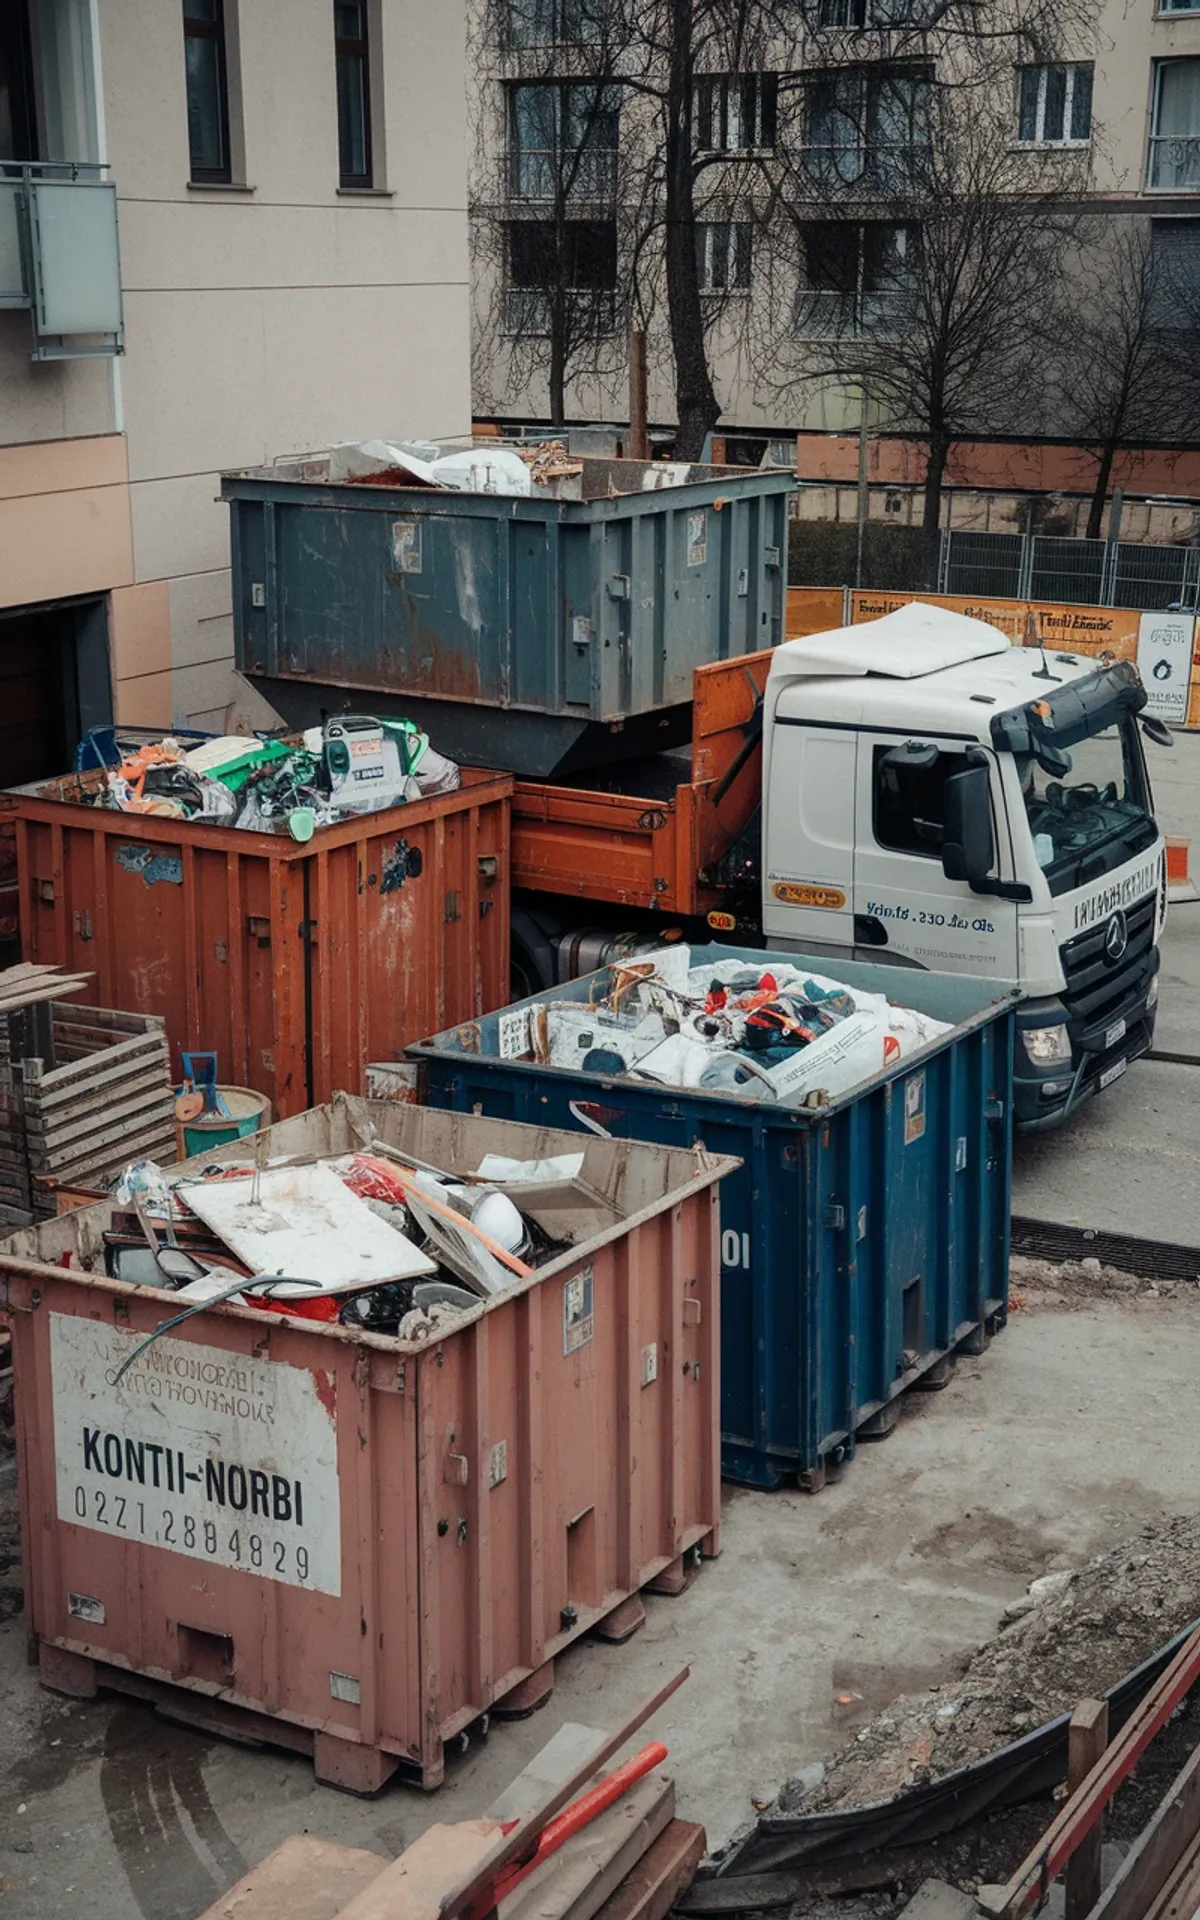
<box><xmin>335</xmin><ymin>3</ymin><xmax>372</xmax><ymax>187</ymax></box>
<box><xmin>183</xmin><ymin>0</ymin><xmax>231</xmax><ymax>183</ymax></box>
<box><xmin>1149</xmin><ymin>219</ymin><xmax>1200</xmax><ymax>332</ymax></box>
<box><xmin>873</xmin><ymin>744</ymin><xmax>972</xmax><ymax>859</ymax></box>
<box><xmin>805</xmin><ymin>65</ymin><xmax>931</xmax><ymax>186</ymax></box>
<box><xmin>0</xmin><ymin>6</ymin><xmax>36</xmax><ymax>161</ymax></box>
<box><xmin>506</xmin><ymin>218</ymin><xmax>617</xmax><ymax>332</ymax></box>
<box><xmin>505</xmin><ymin>0</ymin><xmax>617</xmax><ymax>45</ymax></box>
<box><xmin>796</xmin><ymin>220</ymin><xmax>917</xmax><ymax>337</ymax></box>
<box><xmin>510</xmin><ymin>82</ymin><xmax>620</xmax><ymax>200</ymax></box>
<box><xmin>696</xmin><ymin>221</ymin><xmax>752</xmax><ymax>291</ymax></box>
<box><xmin>1159</xmin><ymin>0</ymin><xmax>1200</xmax><ymax>12</ymax></box>
<box><xmin>817</xmin><ymin>0</ymin><xmax>938</xmax><ymax>24</ymax></box>
<box><xmin>1148</xmin><ymin>60</ymin><xmax>1200</xmax><ymax>190</ymax></box>
<box><xmin>695</xmin><ymin>74</ymin><xmax>778</xmax><ymax>154</ymax></box>
<box><xmin>1016</xmin><ymin>63</ymin><xmax>1093</xmax><ymax>146</ymax></box>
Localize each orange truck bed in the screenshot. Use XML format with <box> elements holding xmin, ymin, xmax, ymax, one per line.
<box><xmin>511</xmin><ymin>651</ymin><xmax>770</xmax><ymax>917</ymax></box>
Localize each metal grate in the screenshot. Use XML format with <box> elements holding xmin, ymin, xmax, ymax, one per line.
<box><xmin>1011</xmin><ymin>1215</ymin><xmax>1200</xmax><ymax>1281</ymax></box>
<box><xmin>1029</xmin><ymin>536</ymin><xmax>1106</xmax><ymax>607</ymax></box>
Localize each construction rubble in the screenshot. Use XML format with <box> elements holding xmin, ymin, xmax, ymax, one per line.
<box><xmin>530</xmin><ymin>947</ymin><xmax>952</xmax><ymax>1107</ymax></box>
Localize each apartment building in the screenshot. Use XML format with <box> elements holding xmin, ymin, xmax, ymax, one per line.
<box><xmin>0</xmin><ymin>0</ymin><xmax>471</xmax><ymax>788</ymax></box>
<box><xmin>469</xmin><ymin>0</ymin><xmax>1200</xmax><ymax>481</ymax></box>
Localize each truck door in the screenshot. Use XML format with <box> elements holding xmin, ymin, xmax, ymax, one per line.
<box><xmin>762</xmin><ymin>722</ymin><xmax>857</xmax><ymax>956</ymax></box>
<box><xmin>852</xmin><ymin>733</ymin><xmax>1019</xmax><ymax>979</ymax></box>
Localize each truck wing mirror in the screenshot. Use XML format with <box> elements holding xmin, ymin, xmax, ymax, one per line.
<box><xmin>1141</xmin><ymin>717</ymin><xmax>1175</xmax><ymax>749</ymax></box>
<box><xmin>882</xmin><ymin>741</ymin><xmax>940</xmax><ymax>773</ymax></box>
<box><xmin>942</xmin><ymin>765</ymin><xmax>995</xmax><ymax>888</ymax></box>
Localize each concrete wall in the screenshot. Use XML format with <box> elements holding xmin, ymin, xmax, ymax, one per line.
<box><xmin>104</xmin><ymin>0</ymin><xmax>473</xmax><ymax>728</ymax></box>
<box><xmin>0</xmin><ymin>0</ymin><xmax>472</xmax><ymax>737</ymax></box>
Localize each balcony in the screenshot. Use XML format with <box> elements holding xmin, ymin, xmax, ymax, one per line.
<box><xmin>504</xmin><ymin>285</ymin><xmax>617</xmax><ymax>335</ymax></box>
<box><xmin>800</xmin><ymin>141</ymin><xmax>928</xmax><ymax>190</ymax></box>
<box><xmin>794</xmin><ymin>286</ymin><xmax>914</xmax><ymax>338</ymax></box>
<box><xmin>510</xmin><ymin>147</ymin><xmax>619</xmax><ymax>202</ymax></box>
<box><xmin>1147</xmin><ymin>133</ymin><xmax>1200</xmax><ymax>190</ymax></box>
<box><xmin>0</xmin><ymin>163</ymin><xmax>124</xmax><ymax>360</ymax></box>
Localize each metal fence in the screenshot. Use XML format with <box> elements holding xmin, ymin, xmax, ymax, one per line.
<box><xmin>939</xmin><ymin>530</ymin><xmax>1200</xmax><ymax>611</ymax></box>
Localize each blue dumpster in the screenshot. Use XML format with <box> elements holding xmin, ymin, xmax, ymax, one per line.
<box><xmin>410</xmin><ymin>947</ymin><xmax>1017</xmax><ymax>1489</ymax></box>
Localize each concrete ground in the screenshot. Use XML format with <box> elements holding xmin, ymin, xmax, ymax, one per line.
<box><xmin>5</xmin><ymin>1285</ymin><xmax>1200</xmax><ymax>1920</ymax></box>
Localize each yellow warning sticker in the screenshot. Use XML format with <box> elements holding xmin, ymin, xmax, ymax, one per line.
<box><xmin>772</xmin><ymin>882</ymin><xmax>846</xmax><ymax>910</ymax></box>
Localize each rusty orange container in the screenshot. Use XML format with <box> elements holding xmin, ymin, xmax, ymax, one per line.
<box><xmin>2</xmin><ymin>769</ymin><xmax>512</xmax><ymax>1118</ymax></box>
<box><xmin>1</xmin><ymin>1095</ymin><xmax>730</xmax><ymax>1792</ymax></box>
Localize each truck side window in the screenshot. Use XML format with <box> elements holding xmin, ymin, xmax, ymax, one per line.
<box><xmin>873</xmin><ymin>744</ymin><xmax>972</xmax><ymax>858</ymax></box>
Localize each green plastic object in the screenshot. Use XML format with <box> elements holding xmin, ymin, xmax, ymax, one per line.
<box><xmin>288</xmin><ymin>807</ymin><xmax>316</xmax><ymax>842</ymax></box>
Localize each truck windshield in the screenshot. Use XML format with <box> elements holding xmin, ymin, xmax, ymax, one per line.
<box><xmin>1014</xmin><ymin>715</ymin><xmax>1154</xmax><ymax>895</ymax></box>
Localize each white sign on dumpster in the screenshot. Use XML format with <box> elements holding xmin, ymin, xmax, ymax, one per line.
<box><xmin>1137</xmin><ymin>611</ymin><xmax>1196</xmax><ymax>724</ymax></box>
<box><xmin>50</xmin><ymin>1314</ymin><xmax>342</xmax><ymax>1596</ymax></box>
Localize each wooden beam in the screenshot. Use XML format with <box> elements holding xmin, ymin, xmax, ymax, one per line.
<box><xmin>439</xmin><ymin>1669</ymin><xmax>690</xmax><ymax>1920</ymax></box>
<box><xmin>592</xmin><ymin>1821</ymin><xmax>706</xmax><ymax>1920</ymax></box>
<box><xmin>982</xmin><ymin>1624</ymin><xmax>1200</xmax><ymax>1918</ymax></box>
<box><xmin>1065</xmin><ymin>1700</ymin><xmax>1108</xmax><ymax>1920</ymax></box>
<box><xmin>1089</xmin><ymin>1740</ymin><xmax>1200</xmax><ymax>1920</ymax></box>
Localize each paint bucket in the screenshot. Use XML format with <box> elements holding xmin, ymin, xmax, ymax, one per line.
<box><xmin>179</xmin><ymin>1086</ymin><xmax>272</xmax><ymax>1158</ymax></box>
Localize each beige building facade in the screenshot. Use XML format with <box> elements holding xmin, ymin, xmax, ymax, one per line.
<box><xmin>0</xmin><ymin>0</ymin><xmax>471</xmax><ymax>786</ymax></box>
<box><xmin>469</xmin><ymin>1</ymin><xmax>1200</xmax><ymax>456</ymax></box>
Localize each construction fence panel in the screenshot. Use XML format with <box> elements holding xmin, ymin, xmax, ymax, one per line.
<box><xmin>1111</xmin><ymin>542</ymin><xmax>1197</xmax><ymax>612</ymax></box>
<box><xmin>940</xmin><ymin>531</ymin><xmax>1024</xmax><ymax>601</ymax></box>
<box><xmin>1028</xmin><ymin>538</ymin><xmax>1107</xmax><ymax>608</ymax></box>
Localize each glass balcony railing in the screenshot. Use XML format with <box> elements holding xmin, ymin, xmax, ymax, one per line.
<box><xmin>1146</xmin><ymin>134</ymin><xmax>1200</xmax><ymax>191</ymax></box>
<box><xmin>0</xmin><ymin>161</ymin><xmax>123</xmax><ymax>360</ymax></box>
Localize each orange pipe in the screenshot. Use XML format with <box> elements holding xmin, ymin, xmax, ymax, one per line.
<box><xmin>493</xmin><ymin>1742</ymin><xmax>669</xmax><ymax>1902</ymax></box>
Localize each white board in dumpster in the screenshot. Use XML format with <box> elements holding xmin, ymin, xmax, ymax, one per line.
<box><xmin>50</xmin><ymin>1315</ymin><xmax>342</xmax><ymax>1596</ymax></box>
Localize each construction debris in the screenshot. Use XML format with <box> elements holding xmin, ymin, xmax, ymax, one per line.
<box><xmin>18</xmin><ymin>715</ymin><xmax>461</xmax><ymax>840</ymax></box>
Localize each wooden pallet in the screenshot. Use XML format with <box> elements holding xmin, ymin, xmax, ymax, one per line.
<box><xmin>1</xmin><ymin>1002</ymin><xmax>176</xmax><ymax>1223</ymax></box>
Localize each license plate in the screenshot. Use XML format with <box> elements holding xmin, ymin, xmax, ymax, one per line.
<box><xmin>1100</xmin><ymin>1057</ymin><xmax>1127</xmax><ymax>1090</ymax></box>
<box><xmin>1105</xmin><ymin>1017</ymin><xmax>1127</xmax><ymax>1050</ymax></box>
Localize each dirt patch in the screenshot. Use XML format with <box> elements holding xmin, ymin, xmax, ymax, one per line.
<box><xmin>1009</xmin><ymin>1252</ymin><xmax>1200</xmax><ymax>1312</ymax></box>
<box><xmin>783</xmin><ymin>1511</ymin><xmax>1200</xmax><ymax>1817</ymax></box>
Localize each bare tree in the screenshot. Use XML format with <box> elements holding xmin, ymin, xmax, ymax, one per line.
<box><xmin>469</xmin><ymin>0</ymin><xmax>634</xmax><ymax>426</ymax></box>
<box><xmin>1053</xmin><ymin>221</ymin><xmax>1200</xmax><ymax>539</ymax></box>
<box><xmin>754</xmin><ymin>69</ymin><xmax>1090</xmax><ymax>580</ymax></box>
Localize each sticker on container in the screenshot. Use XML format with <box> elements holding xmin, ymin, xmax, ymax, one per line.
<box><xmin>497</xmin><ymin>1006</ymin><xmax>533</xmax><ymax>1061</ymax></box>
<box><xmin>68</xmin><ymin>1591</ymin><xmax>106</xmax><ymax>1625</ymax></box>
<box><xmin>772</xmin><ymin>882</ymin><xmax>846</xmax><ymax>910</ymax></box>
<box><xmin>904</xmin><ymin>1071</ymin><xmax>927</xmax><ymax>1146</ymax></box>
<box><xmin>686</xmin><ymin>511</ymin><xmax>708</xmax><ymax>568</ymax></box>
<box><xmin>116</xmin><ymin>845</ymin><xmax>183</xmax><ymax>888</ymax></box>
<box><xmin>50</xmin><ymin>1314</ymin><xmax>342</xmax><ymax>1597</ymax></box>
<box><xmin>563</xmin><ymin>1266</ymin><xmax>595</xmax><ymax>1356</ymax></box>
<box><xmin>391</xmin><ymin>519</ymin><xmax>423</xmax><ymax>574</ymax></box>
<box><xmin>329</xmin><ymin>1670</ymin><xmax>361</xmax><ymax>1704</ymax></box>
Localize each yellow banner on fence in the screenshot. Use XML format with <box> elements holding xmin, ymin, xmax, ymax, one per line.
<box><xmin>847</xmin><ymin>591</ymin><xmax>1140</xmax><ymax>661</ymax></box>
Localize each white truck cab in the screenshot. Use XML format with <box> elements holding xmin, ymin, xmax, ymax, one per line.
<box><xmin>761</xmin><ymin>602</ymin><xmax>1169</xmax><ymax>1130</ymax></box>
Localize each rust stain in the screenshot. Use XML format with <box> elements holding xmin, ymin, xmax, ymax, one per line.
<box><xmin>313</xmin><ymin>1367</ymin><xmax>337</xmax><ymax>1425</ymax></box>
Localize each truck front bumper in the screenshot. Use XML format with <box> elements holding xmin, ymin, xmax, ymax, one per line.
<box><xmin>1014</xmin><ymin>962</ymin><xmax>1160</xmax><ymax>1133</ymax></box>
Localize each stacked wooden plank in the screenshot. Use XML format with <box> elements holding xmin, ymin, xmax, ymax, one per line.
<box><xmin>192</xmin><ymin>1680</ymin><xmax>705</xmax><ymax>1920</ymax></box>
<box><xmin>0</xmin><ymin>966</ymin><xmax>176</xmax><ymax>1229</ymax></box>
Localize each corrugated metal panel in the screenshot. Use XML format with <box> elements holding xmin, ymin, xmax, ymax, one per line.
<box><xmin>411</xmin><ymin>946</ymin><xmax>1016</xmax><ymax>1488</ymax></box>
<box><xmin>1</xmin><ymin>1095</ymin><xmax>727</xmax><ymax>1790</ymax></box>
<box><xmin>3</xmin><ymin>770</ymin><xmax>512</xmax><ymax>1118</ymax></box>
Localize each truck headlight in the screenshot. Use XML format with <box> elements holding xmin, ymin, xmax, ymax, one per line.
<box><xmin>1148</xmin><ymin>974</ymin><xmax>1159</xmax><ymax>1010</ymax></box>
<box><xmin>1022</xmin><ymin>1023</ymin><xmax>1072</xmax><ymax>1066</ymax></box>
